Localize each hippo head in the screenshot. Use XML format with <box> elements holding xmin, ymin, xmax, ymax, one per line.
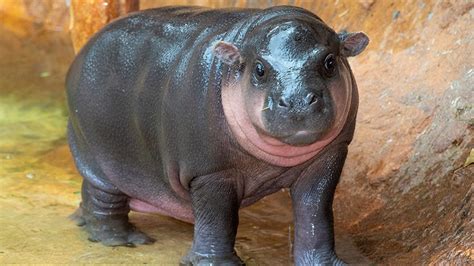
<box><xmin>215</xmin><ymin>18</ymin><xmax>368</xmax><ymax>165</ymax></box>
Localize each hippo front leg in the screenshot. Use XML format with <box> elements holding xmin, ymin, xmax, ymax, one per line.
<box><xmin>291</xmin><ymin>145</ymin><xmax>348</xmax><ymax>266</ymax></box>
<box><xmin>181</xmin><ymin>171</ymin><xmax>244</xmax><ymax>266</ymax></box>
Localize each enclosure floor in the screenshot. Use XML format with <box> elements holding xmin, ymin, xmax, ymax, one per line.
<box><xmin>0</xmin><ymin>25</ymin><xmax>372</xmax><ymax>264</ymax></box>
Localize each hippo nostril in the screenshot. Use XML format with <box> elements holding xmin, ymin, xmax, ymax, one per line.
<box><xmin>305</xmin><ymin>92</ymin><xmax>318</xmax><ymax>105</ymax></box>
<box><xmin>278</xmin><ymin>97</ymin><xmax>290</xmax><ymax>108</ymax></box>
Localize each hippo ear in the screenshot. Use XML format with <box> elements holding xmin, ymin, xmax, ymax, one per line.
<box><xmin>338</xmin><ymin>31</ymin><xmax>369</xmax><ymax>57</ymax></box>
<box><xmin>213</xmin><ymin>41</ymin><xmax>242</xmax><ymax>65</ymax></box>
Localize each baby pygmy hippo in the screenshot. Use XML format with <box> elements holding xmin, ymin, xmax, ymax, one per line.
<box><xmin>66</xmin><ymin>5</ymin><xmax>369</xmax><ymax>265</ymax></box>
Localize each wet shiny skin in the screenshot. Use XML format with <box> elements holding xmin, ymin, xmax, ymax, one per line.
<box><xmin>66</xmin><ymin>5</ymin><xmax>368</xmax><ymax>265</ymax></box>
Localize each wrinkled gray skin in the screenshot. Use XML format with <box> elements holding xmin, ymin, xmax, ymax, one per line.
<box><xmin>66</xmin><ymin>6</ymin><xmax>368</xmax><ymax>265</ymax></box>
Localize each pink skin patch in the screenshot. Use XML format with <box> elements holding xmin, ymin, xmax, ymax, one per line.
<box><xmin>221</xmin><ymin>69</ymin><xmax>352</xmax><ymax>167</ymax></box>
<box><xmin>130</xmin><ymin>198</ymin><xmax>194</xmax><ymax>223</ymax></box>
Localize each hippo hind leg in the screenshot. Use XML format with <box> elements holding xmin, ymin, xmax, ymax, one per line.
<box><xmin>70</xmin><ymin>180</ymin><xmax>155</xmax><ymax>247</ymax></box>
<box><xmin>68</xmin><ymin>121</ymin><xmax>155</xmax><ymax>247</ymax></box>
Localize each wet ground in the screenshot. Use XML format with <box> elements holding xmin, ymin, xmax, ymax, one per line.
<box><xmin>1</xmin><ymin>1</ymin><xmax>473</xmax><ymax>264</ymax></box>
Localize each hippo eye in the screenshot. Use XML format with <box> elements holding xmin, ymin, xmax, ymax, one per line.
<box><xmin>255</xmin><ymin>61</ymin><xmax>265</xmax><ymax>78</ymax></box>
<box><xmin>323</xmin><ymin>54</ymin><xmax>337</xmax><ymax>76</ymax></box>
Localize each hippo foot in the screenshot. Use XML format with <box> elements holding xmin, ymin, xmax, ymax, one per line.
<box><xmin>295</xmin><ymin>250</ymin><xmax>346</xmax><ymax>266</ymax></box>
<box><xmin>180</xmin><ymin>250</ymin><xmax>244</xmax><ymax>266</ymax></box>
<box><xmin>70</xmin><ymin>207</ymin><xmax>155</xmax><ymax>247</ymax></box>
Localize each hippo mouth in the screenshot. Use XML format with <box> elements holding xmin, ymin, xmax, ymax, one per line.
<box><xmin>281</xmin><ymin>130</ymin><xmax>322</xmax><ymax>146</ymax></box>
<box><xmin>256</xmin><ymin>127</ymin><xmax>323</xmax><ymax>147</ymax></box>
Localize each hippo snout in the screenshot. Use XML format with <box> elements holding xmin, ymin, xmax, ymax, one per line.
<box><xmin>277</xmin><ymin>90</ymin><xmax>325</xmax><ymax>121</ymax></box>
<box><xmin>259</xmin><ymin>87</ymin><xmax>334</xmax><ymax>146</ymax></box>
<box><xmin>278</xmin><ymin>91</ymin><xmax>321</xmax><ymax>108</ymax></box>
